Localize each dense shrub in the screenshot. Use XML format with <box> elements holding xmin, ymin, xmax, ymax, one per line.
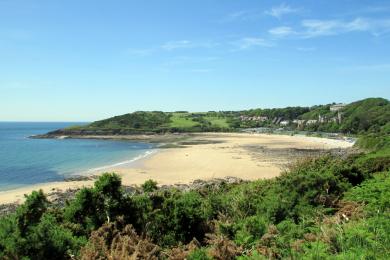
<box><xmin>141</xmin><ymin>179</ymin><xmax>158</xmax><ymax>193</ymax></box>
<box><xmin>137</xmin><ymin>190</ymin><xmax>210</xmax><ymax>246</ymax></box>
<box><xmin>0</xmin><ymin>192</ymin><xmax>84</xmax><ymax>259</ymax></box>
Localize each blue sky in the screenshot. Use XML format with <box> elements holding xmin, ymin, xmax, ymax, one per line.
<box><xmin>1</xmin><ymin>0</ymin><xmax>390</xmax><ymax>121</ymax></box>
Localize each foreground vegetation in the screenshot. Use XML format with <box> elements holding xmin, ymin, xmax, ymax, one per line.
<box><xmin>3</xmin><ymin>97</ymin><xmax>389</xmax><ymax>258</ymax></box>
<box><xmin>45</xmin><ymin>98</ymin><xmax>390</xmax><ymax>136</ymax></box>
<box><xmin>0</xmin><ymin>135</ymin><xmax>389</xmax><ymax>259</ymax></box>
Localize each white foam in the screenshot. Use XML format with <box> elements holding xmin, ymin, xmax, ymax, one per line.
<box><xmin>84</xmin><ymin>149</ymin><xmax>158</xmax><ymax>173</ymax></box>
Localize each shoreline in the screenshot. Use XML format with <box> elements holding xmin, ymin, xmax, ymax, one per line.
<box><xmin>81</xmin><ymin>149</ymin><xmax>159</xmax><ymax>175</ymax></box>
<box><xmin>30</xmin><ymin>132</ymin><xmax>195</xmax><ymax>143</ymax></box>
<box><xmin>0</xmin><ymin>133</ymin><xmax>355</xmax><ymax>205</ymax></box>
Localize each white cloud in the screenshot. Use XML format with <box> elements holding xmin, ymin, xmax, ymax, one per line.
<box><xmin>301</xmin><ymin>18</ymin><xmax>390</xmax><ymax>37</ymax></box>
<box><xmin>235</xmin><ymin>37</ymin><xmax>273</xmax><ymax>49</ymax></box>
<box><xmin>342</xmin><ymin>5</ymin><xmax>390</xmax><ymax>16</ymax></box>
<box><xmin>161</xmin><ymin>40</ymin><xmax>194</xmax><ymax>50</ymax></box>
<box><xmin>228</xmin><ymin>10</ymin><xmax>250</xmax><ymax>20</ymax></box>
<box><xmin>125</xmin><ymin>40</ymin><xmax>218</xmax><ymax>57</ymax></box>
<box><xmin>124</xmin><ymin>48</ymin><xmax>154</xmax><ymax>56</ymax></box>
<box><xmin>265</xmin><ymin>3</ymin><xmax>300</xmax><ymax>19</ymax></box>
<box><xmin>268</xmin><ymin>18</ymin><xmax>390</xmax><ymax>39</ymax></box>
<box><xmin>301</xmin><ymin>19</ymin><xmax>343</xmax><ymax>37</ymax></box>
<box><xmin>160</xmin><ymin>40</ymin><xmax>217</xmax><ymax>51</ymax></box>
<box><xmin>296</xmin><ymin>47</ymin><xmax>316</xmax><ymax>52</ymax></box>
<box><xmin>222</xmin><ymin>10</ymin><xmax>262</xmax><ymax>22</ymax></box>
<box><xmin>269</xmin><ymin>26</ymin><xmax>296</xmax><ymax>37</ymax></box>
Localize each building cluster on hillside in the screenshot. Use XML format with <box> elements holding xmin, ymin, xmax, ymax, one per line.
<box><xmin>330</xmin><ymin>103</ymin><xmax>346</xmax><ymax>112</ymax></box>
<box><xmin>239</xmin><ymin>103</ymin><xmax>346</xmax><ymax>127</ymax></box>
<box><xmin>240</xmin><ymin>115</ymin><xmax>268</xmax><ymax>122</ymax></box>
<box><xmin>276</xmin><ymin>114</ymin><xmax>343</xmax><ymax>127</ymax></box>
<box><xmin>272</xmin><ymin>117</ymin><xmax>282</xmax><ymax>124</ymax></box>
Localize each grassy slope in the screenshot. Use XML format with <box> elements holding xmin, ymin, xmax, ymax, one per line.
<box><xmin>203</xmin><ymin>116</ymin><xmax>230</xmax><ymax>128</ymax></box>
<box><xmin>169</xmin><ymin>113</ymin><xmax>230</xmax><ymax>129</ymax></box>
<box><xmin>169</xmin><ymin>113</ymin><xmax>199</xmax><ymax>128</ymax></box>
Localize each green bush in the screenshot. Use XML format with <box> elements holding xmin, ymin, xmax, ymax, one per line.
<box><xmin>64</xmin><ymin>187</ymin><xmax>98</xmax><ymax>234</ymax></box>
<box><xmin>64</xmin><ymin>173</ymin><xmax>125</xmax><ymax>234</ymax></box>
<box><xmin>344</xmin><ymin>173</ymin><xmax>390</xmax><ymax>214</ymax></box>
<box><xmin>0</xmin><ymin>192</ymin><xmax>84</xmax><ymax>259</ymax></box>
<box><xmin>141</xmin><ymin>179</ymin><xmax>158</xmax><ymax>193</ymax></box>
<box><xmin>233</xmin><ymin>215</ymin><xmax>268</xmax><ymax>247</ymax></box>
<box><xmin>16</xmin><ymin>190</ymin><xmax>48</xmax><ymax>235</ymax></box>
<box><xmin>187</xmin><ymin>248</ymin><xmax>212</xmax><ymax>260</ymax></box>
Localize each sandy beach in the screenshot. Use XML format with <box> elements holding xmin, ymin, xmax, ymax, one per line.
<box><xmin>0</xmin><ymin>133</ymin><xmax>354</xmax><ymax>205</ymax></box>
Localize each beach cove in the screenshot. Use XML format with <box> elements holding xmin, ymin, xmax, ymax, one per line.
<box><xmin>0</xmin><ymin>133</ymin><xmax>354</xmax><ymax>205</ymax></box>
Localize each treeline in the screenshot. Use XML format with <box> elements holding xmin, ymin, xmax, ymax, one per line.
<box><xmin>1</xmin><ymin>138</ymin><xmax>389</xmax><ymax>259</ymax></box>
<box><xmin>237</xmin><ymin>98</ymin><xmax>390</xmax><ymax>134</ymax></box>
<box><xmin>303</xmin><ymin>98</ymin><xmax>390</xmax><ymax>134</ymax></box>
<box><xmin>242</xmin><ymin>106</ymin><xmax>310</xmax><ymax>120</ymax></box>
<box><xmin>91</xmin><ymin>111</ymin><xmax>172</xmax><ymax>130</ymax></box>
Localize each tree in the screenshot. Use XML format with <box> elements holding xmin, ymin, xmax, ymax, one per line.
<box><xmin>94</xmin><ymin>173</ymin><xmax>123</xmax><ymax>223</ymax></box>
<box><xmin>65</xmin><ymin>173</ymin><xmax>124</xmax><ymax>232</ymax></box>
<box><xmin>64</xmin><ymin>187</ymin><xmax>98</xmax><ymax>233</ymax></box>
<box><xmin>16</xmin><ymin>190</ymin><xmax>48</xmax><ymax>235</ymax></box>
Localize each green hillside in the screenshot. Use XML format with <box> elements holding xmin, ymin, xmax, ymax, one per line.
<box><xmin>339</xmin><ymin>98</ymin><xmax>390</xmax><ymax>133</ymax></box>
<box><xmin>237</xmin><ymin>98</ymin><xmax>390</xmax><ymax>134</ymax></box>
<box><xmin>298</xmin><ymin>98</ymin><xmax>390</xmax><ymax>134</ymax></box>
<box><xmin>58</xmin><ymin>111</ymin><xmax>232</xmax><ymax>135</ymax></box>
<box><xmin>44</xmin><ymin>97</ymin><xmax>389</xmax><ymax>136</ymax></box>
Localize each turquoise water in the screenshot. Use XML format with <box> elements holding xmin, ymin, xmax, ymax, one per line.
<box><xmin>0</xmin><ymin>122</ymin><xmax>155</xmax><ymax>191</ymax></box>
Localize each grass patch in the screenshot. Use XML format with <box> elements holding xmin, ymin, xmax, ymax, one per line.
<box><xmin>204</xmin><ymin>116</ymin><xmax>230</xmax><ymax>128</ymax></box>
<box><xmin>169</xmin><ymin>113</ymin><xmax>199</xmax><ymax>128</ymax></box>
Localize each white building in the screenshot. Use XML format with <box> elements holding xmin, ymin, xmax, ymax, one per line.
<box><xmin>306</xmin><ymin>119</ymin><xmax>318</xmax><ymax>125</ymax></box>
<box><xmin>293</xmin><ymin>119</ymin><xmax>306</xmax><ymax>127</ymax></box>
<box><xmin>280</xmin><ymin>120</ymin><xmax>290</xmax><ymax>126</ymax></box>
<box><xmin>240</xmin><ymin>116</ymin><xmax>268</xmax><ymax>122</ymax></box>
<box><xmin>330</xmin><ymin>104</ymin><xmax>346</xmax><ymax>112</ymax></box>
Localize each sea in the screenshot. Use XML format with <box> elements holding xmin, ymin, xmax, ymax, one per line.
<box><xmin>0</xmin><ymin>122</ymin><xmax>156</xmax><ymax>191</ymax></box>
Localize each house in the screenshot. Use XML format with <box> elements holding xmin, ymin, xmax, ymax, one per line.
<box><xmin>240</xmin><ymin>116</ymin><xmax>268</xmax><ymax>122</ymax></box>
<box><xmin>273</xmin><ymin>117</ymin><xmax>282</xmax><ymax>124</ymax></box>
<box><xmin>280</xmin><ymin>120</ymin><xmax>290</xmax><ymax>126</ymax></box>
<box><xmin>330</xmin><ymin>104</ymin><xmax>346</xmax><ymax>112</ymax></box>
<box><xmin>240</xmin><ymin>115</ymin><xmax>249</xmax><ymax>121</ymax></box>
<box><xmin>318</xmin><ymin>115</ymin><xmax>326</xmax><ymax>123</ymax></box>
<box><xmin>306</xmin><ymin>119</ymin><xmax>318</xmax><ymax>125</ymax></box>
<box><xmin>293</xmin><ymin>119</ymin><xmax>306</xmax><ymax>127</ymax></box>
